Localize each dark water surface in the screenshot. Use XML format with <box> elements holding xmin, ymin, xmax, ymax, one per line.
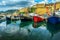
<box><xmin>0</xmin><ymin>20</ymin><xmax>60</xmax><ymax>40</ymax></box>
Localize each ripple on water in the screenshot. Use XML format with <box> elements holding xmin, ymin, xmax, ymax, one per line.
<box><xmin>52</xmin><ymin>32</ymin><xmax>60</xmax><ymax>40</ymax></box>
<box><xmin>4</xmin><ymin>23</ymin><xmax>20</xmax><ymax>35</ymax></box>
<box><xmin>0</xmin><ymin>21</ymin><xmax>6</xmax><ymax>31</ymax></box>
<box><xmin>28</xmin><ymin>26</ymin><xmax>51</xmax><ymax>40</ymax></box>
<box><xmin>0</xmin><ymin>21</ymin><xmax>52</xmax><ymax>40</ymax></box>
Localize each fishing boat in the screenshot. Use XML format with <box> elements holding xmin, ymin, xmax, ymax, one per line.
<box><xmin>47</xmin><ymin>3</ymin><xmax>60</xmax><ymax>24</ymax></box>
<box><xmin>47</xmin><ymin>3</ymin><xmax>60</xmax><ymax>36</ymax></box>
<box><xmin>20</xmin><ymin>16</ymin><xmax>32</xmax><ymax>22</ymax></box>
<box><xmin>33</xmin><ymin>14</ymin><xmax>44</xmax><ymax>23</ymax></box>
<box><xmin>20</xmin><ymin>13</ymin><xmax>33</xmax><ymax>22</ymax></box>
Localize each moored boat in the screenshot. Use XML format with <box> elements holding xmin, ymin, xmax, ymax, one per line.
<box><xmin>20</xmin><ymin>16</ymin><xmax>32</xmax><ymax>22</ymax></box>
<box><xmin>33</xmin><ymin>14</ymin><xmax>44</xmax><ymax>23</ymax></box>
<box><xmin>20</xmin><ymin>13</ymin><xmax>33</xmax><ymax>22</ymax></box>
<box><xmin>47</xmin><ymin>3</ymin><xmax>60</xmax><ymax>36</ymax></box>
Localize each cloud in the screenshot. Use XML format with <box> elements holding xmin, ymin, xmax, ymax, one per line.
<box><xmin>0</xmin><ymin>0</ymin><xmax>33</xmax><ymax>7</ymax></box>
<box><xmin>0</xmin><ymin>0</ymin><xmax>35</xmax><ymax>11</ymax></box>
<box><xmin>0</xmin><ymin>1</ymin><xmax>6</xmax><ymax>5</ymax></box>
<box><xmin>0</xmin><ymin>0</ymin><xmax>59</xmax><ymax>11</ymax></box>
<box><xmin>56</xmin><ymin>0</ymin><xmax>60</xmax><ymax>2</ymax></box>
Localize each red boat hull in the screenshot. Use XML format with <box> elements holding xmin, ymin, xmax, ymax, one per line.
<box><xmin>33</xmin><ymin>16</ymin><xmax>44</xmax><ymax>23</ymax></box>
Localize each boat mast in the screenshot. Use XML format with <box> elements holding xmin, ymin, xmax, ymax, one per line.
<box><xmin>53</xmin><ymin>1</ymin><xmax>56</xmax><ymax>16</ymax></box>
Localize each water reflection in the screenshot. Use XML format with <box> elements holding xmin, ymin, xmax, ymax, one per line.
<box><xmin>28</xmin><ymin>26</ymin><xmax>51</xmax><ymax>40</ymax></box>
<box><xmin>0</xmin><ymin>20</ymin><xmax>60</xmax><ymax>40</ymax></box>
<box><xmin>20</xmin><ymin>21</ymin><xmax>32</xmax><ymax>27</ymax></box>
<box><xmin>52</xmin><ymin>32</ymin><xmax>60</xmax><ymax>40</ymax></box>
<box><xmin>0</xmin><ymin>21</ymin><xmax>6</xmax><ymax>31</ymax></box>
<box><xmin>47</xmin><ymin>21</ymin><xmax>60</xmax><ymax>36</ymax></box>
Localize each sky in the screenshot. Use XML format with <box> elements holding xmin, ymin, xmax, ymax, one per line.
<box><xmin>0</xmin><ymin>0</ymin><xmax>59</xmax><ymax>11</ymax></box>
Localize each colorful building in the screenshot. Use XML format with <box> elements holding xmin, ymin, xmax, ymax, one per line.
<box><xmin>18</xmin><ymin>2</ymin><xmax>60</xmax><ymax>16</ymax></box>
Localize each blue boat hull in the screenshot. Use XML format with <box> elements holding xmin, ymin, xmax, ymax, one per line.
<box><xmin>47</xmin><ymin>16</ymin><xmax>60</xmax><ymax>36</ymax></box>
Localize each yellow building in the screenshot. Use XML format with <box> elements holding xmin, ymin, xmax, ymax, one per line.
<box><xmin>19</xmin><ymin>8</ymin><xmax>28</xmax><ymax>13</ymax></box>
<box><xmin>19</xmin><ymin>2</ymin><xmax>60</xmax><ymax>16</ymax></box>
<box><xmin>35</xmin><ymin>2</ymin><xmax>60</xmax><ymax>15</ymax></box>
<box><xmin>35</xmin><ymin>4</ymin><xmax>51</xmax><ymax>15</ymax></box>
<box><xmin>56</xmin><ymin>2</ymin><xmax>60</xmax><ymax>10</ymax></box>
<box><xmin>35</xmin><ymin>7</ymin><xmax>46</xmax><ymax>15</ymax></box>
<box><xmin>32</xmin><ymin>4</ymin><xmax>46</xmax><ymax>15</ymax></box>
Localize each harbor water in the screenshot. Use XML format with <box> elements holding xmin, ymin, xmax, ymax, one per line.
<box><xmin>0</xmin><ymin>20</ymin><xmax>60</xmax><ymax>40</ymax></box>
